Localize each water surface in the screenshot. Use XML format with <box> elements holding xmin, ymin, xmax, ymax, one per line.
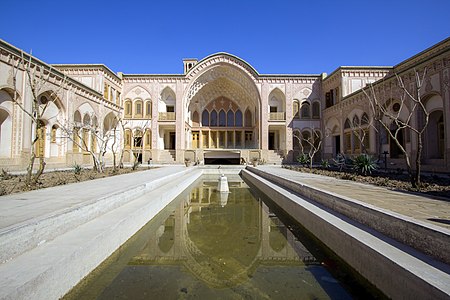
<box><xmin>64</xmin><ymin>176</ymin><xmax>354</xmax><ymax>299</ymax></box>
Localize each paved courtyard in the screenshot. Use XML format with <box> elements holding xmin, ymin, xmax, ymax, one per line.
<box><xmin>258</xmin><ymin>165</ymin><xmax>450</xmax><ymax>230</ymax></box>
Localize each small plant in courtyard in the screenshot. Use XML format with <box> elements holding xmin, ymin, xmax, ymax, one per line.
<box><xmin>184</xmin><ymin>158</ymin><xmax>191</xmax><ymax>167</ymax></box>
<box><xmin>320</xmin><ymin>159</ymin><xmax>330</xmax><ymax>169</ymax></box>
<box><xmin>333</xmin><ymin>154</ymin><xmax>354</xmax><ymax>171</ymax></box>
<box><xmin>1</xmin><ymin>169</ymin><xmax>11</xmax><ymax>180</ymax></box>
<box><xmin>353</xmin><ymin>154</ymin><xmax>377</xmax><ymax>175</ymax></box>
<box><xmin>73</xmin><ymin>164</ymin><xmax>82</xmax><ymax>175</ymax></box>
<box><xmin>297</xmin><ymin>153</ymin><xmax>310</xmax><ymax>167</ymax></box>
<box><xmin>251</xmin><ymin>157</ymin><xmax>259</xmax><ymax>167</ymax></box>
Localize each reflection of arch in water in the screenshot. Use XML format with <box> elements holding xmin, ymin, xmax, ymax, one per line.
<box><xmin>157</xmin><ymin>216</ymin><xmax>175</xmax><ymax>253</ymax></box>
<box><xmin>126</xmin><ymin>185</ymin><xmax>317</xmax><ymax>288</ymax></box>
<box><xmin>269</xmin><ymin>218</ymin><xmax>287</xmax><ymax>252</ymax></box>
<box><xmin>183</xmin><ymin>186</ymin><xmax>262</xmax><ymax>288</ymax></box>
<box><xmin>181</xmin><ymin>224</ymin><xmax>261</xmax><ymax>288</ymax></box>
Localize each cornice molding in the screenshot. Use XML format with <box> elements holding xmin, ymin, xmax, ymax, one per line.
<box><xmin>53</xmin><ymin>64</ymin><xmax>122</xmax><ymax>86</ymax></box>
<box><xmin>0</xmin><ymin>39</ymin><xmax>121</xmax><ymax>111</ymax></box>
<box><xmin>394</xmin><ymin>37</ymin><xmax>450</xmax><ymax>72</ymax></box>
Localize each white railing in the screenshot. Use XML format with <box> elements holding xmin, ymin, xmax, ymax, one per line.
<box><xmin>158</xmin><ymin>112</ymin><xmax>176</xmax><ymax>121</ymax></box>
<box><xmin>269</xmin><ymin>112</ymin><xmax>285</xmax><ymax>121</ymax></box>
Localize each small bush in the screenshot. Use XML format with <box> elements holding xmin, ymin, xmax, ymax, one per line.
<box><xmin>73</xmin><ymin>164</ymin><xmax>82</xmax><ymax>175</ymax></box>
<box><xmin>333</xmin><ymin>154</ymin><xmax>346</xmax><ymax>171</ymax></box>
<box><xmin>353</xmin><ymin>154</ymin><xmax>377</xmax><ymax>175</ymax></box>
<box><xmin>297</xmin><ymin>153</ymin><xmax>310</xmax><ymax>167</ymax></box>
<box><xmin>321</xmin><ymin>159</ymin><xmax>330</xmax><ymax>169</ymax></box>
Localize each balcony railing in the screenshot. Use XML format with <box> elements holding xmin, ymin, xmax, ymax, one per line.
<box><xmin>158</xmin><ymin>112</ymin><xmax>176</xmax><ymax>121</ymax></box>
<box><xmin>269</xmin><ymin>112</ymin><xmax>285</xmax><ymax>121</ymax></box>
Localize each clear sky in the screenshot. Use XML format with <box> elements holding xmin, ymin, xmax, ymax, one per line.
<box><xmin>1</xmin><ymin>0</ymin><xmax>449</xmax><ymax>75</ymax></box>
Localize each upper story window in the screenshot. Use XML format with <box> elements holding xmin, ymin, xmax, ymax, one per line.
<box><xmin>202</xmin><ymin>110</ymin><xmax>209</xmax><ymax>126</ymax></box>
<box><xmin>200</xmin><ymin>108</ymin><xmax>244</xmax><ymax>127</ymax></box>
<box><xmin>244</xmin><ymin>109</ymin><xmax>252</xmax><ymax>127</ymax></box>
<box><xmin>235</xmin><ymin>110</ymin><xmax>243</xmax><ymax>127</ymax></box>
<box><xmin>135</xmin><ymin>101</ymin><xmax>143</xmax><ymax>118</ymax></box>
<box><xmin>145</xmin><ymin>101</ymin><xmax>152</xmax><ymax>118</ymax></box>
<box><xmin>325</xmin><ymin>89</ymin><xmax>335</xmax><ymax>108</ymax></box>
<box><xmin>210</xmin><ymin>110</ymin><xmax>217</xmax><ymax>126</ymax></box>
<box><xmin>124</xmin><ymin>100</ymin><xmax>132</xmax><ymax>118</ymax></box>
<box><xmin>166</xmin><ymin>105</ymin><xmax>175</xmax><ymax>113</ymax></box>
<box><xmin>312</xmin><ymin>102</ymin><xmax>320</xmax><ymax>119</ymax></box>
<box><xmin>116</xmin><ymin>91</ymin><xmax>121</xmax><ymax>106</ymax></box>
<box><xmin>110</xmin><ymin>88</ymin><xmax>115</xmax><ymax>102</ymax></box>
<box><xmin>301</xmin><ymin>102</ymin><xmax>311</xmax><ymax>118</ymax></box>
<box><xmin>293</xmin><ymin>100</ymin><xmax>300</xmax><ymax>119</ymax></box>
<box><xmin>104</xmin><ymin>84</ymin><xmax>109</xmax><ymax>100</ymax></box>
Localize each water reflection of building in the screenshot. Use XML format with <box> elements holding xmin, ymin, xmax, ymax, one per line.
<box><xmin>129</xmin><ymin>180</ymin><xmax>318</xmax><ymax>288</ymax></box>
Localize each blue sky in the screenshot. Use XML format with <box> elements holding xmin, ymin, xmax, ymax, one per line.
<box><xmin>1</xmin><ymin>0</ymin><xmax>449</xmax><ymax>75</ymax></box>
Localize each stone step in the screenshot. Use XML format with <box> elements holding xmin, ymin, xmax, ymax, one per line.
<box><xmin>267</xmin><ymin>151</ymin><xmax>283</xmax><ymax>164</ymax></box>
<box><xmin>158</xmin><ymin>150</ymin><xmax>176</xmax><ymax>162</ymax></box>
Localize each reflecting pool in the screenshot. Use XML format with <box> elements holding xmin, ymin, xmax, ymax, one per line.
<box><xmin>64</xmin><ymin>176</ymin><xmax>361</xmax><ymax>299</ymax></box>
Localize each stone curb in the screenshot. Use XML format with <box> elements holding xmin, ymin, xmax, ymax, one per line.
<box><xmin>0</xmin><ymin>169</ymin><xmax>202</xmax><ymax>300</ymax></box>
<box><xmin>242</xmin><ymin>169</ymin><xmax>450</xmax><ymax>300</ymax></box>
<box><xmin>246</xmin><ymin>166</ymin><xmax>450</xmax><ymax>265</ymax></box>
<box><xmin>0</xmin><ymin>168</ymin><xmax>193</xmax><ymax>264</ymax></box>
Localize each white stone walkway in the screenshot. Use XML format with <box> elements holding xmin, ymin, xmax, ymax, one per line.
<box><xmin>258</xmin><ymin>165</ymin><xmax>450</xmax><ymax>230</ymax></box>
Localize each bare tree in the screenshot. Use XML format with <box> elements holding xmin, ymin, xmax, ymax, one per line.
<box><xmin>110</xmin><ymin>118</ymin><xmax>150</xmax><ymax>170</ymax></box>
<box><xmin>108</xmin><ymin>116</ymin><xmax>121</xmax><ymax>172</ymax></box>
<box><xmin>363</xmin><ymin>68</ymin><xmax>429</xmax><ymax>188</ymax></box>
<box><xmin>129</xmin><ymin>119</ymin><xmax>151</xmax><ymax>170</ymax></box>
<box><xmin>10</xmin><ymin>52</ymin><xmax>68</xmax><ymax>186</ymax></box>
<box><xmin>293</xmin><ymin>128</ymin><xmax>323</xmax><ymax>170</ymax></box>
<box><xmin>116</xmin><ymin>117</ymin><xmax>128</xmax><ymax>169</ymax></box>
<box><xmin>346</xmin><ymin>113</ymin><xmax>376</xmax><ymax>155</ymax></box>
<box><xmin>57</xmin><ymin>112</ymin><xmax>121</xmax><ymax>173</ymax></box>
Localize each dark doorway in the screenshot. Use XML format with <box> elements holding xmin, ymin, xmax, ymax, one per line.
<box><xmin>334</xmin><ymin>135</ymin><xmax>340</xmax><ymax>156</ymax></box>
<box><xmin>169</xmin><ymin>132</ymin><xmax>176</xmax><ymax>150</ymax></box>
<box><xmin>204</xmin><ymin>157</ymin><xmax>240</xmax><ymax>165</ymax></box>
<box><xmin>269</xmin><ymin>132</ymin><xmax>275</xmax><ymax>150</ymax></box>
<box><xmin>203</xmin><ymin>151</ymin><xmax>240</xmax><ymax>165</ymax></box>
<box><xmin>134</xmin><ymin>136</ymin><xmax>143</xmax><ymax>163</ymax></box>
<box><xmin>134</xmin><ymin>152</ymin><xmax>143</xmax><ymax>163</ymax></box>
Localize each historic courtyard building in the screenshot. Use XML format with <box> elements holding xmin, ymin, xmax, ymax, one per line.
<box><xmin>0</xmin><ymin>37</ymin><xmax>449</xmax><ymax>171</ymax></box>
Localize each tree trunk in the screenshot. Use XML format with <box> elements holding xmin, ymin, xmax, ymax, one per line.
<box><xmin>415</xmin><ymin>132</ymin><xmax>423</xmax><ymax>189</ymax></box>
<box><xmin>25</xmin><ymin>153</ymin><xmax>36</xmax><ymax>186</ymax></box>
<box><xmin>111</xmin><ymin>128</ymin><xmax>117</xmax><ymax>171</ymax></box>
<box><xmin>403</xmin><ymin>154</ymin><xmax>416</xmax><ymax>188</ymax></box>
<box><xmin>91</xmin><ymin>151</ymin><xmax>103</xmax><ymax>173</ymax></box>
<box><xmin>119</xmin><ymin>149</ymin><xmax>125</xmax><ymax>168</ymax></box>
<box><xmin>32</xmin><ymin>156</ymin><xmax>46</xmax><ymax>184</ymax></box>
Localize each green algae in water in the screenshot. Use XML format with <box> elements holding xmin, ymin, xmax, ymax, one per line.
<box><xmin>64</xmin><ymin>177</ymin><xmax>354</xmax><ymax>300</ymax></box>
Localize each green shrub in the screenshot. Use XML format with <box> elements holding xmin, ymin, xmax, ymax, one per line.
<box><xmin>333</xmin><ymin>154</ymin><xmax>346</xmax><ymax>171</ymax></box>
<box><xmin>73</xmin><ymin>163</ymin><xmax>82</xmax><ymax>175</ymax></box>
<box><xmin>321</xmin><ymin>159</ymin><xmax>330</xmax><ymax>169</ymax></box>
<box><xmin>353</xmin><ymin>154</ymin><xmax>377</xmax><ymax>175</ymax></box>
<box><xmin>297</xmin><ymin>153</ymin><xmax>310</xmax><ymax>167</ymax></box>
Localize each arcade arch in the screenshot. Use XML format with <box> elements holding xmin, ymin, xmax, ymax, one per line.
<box><xmin>185</xmin><ymin>62</ymin><xmax>261</xmax><ymax>154</ymax></box>
<box><xmin>0</xmin><ymin>88</ymin><xmax>15</xmax><ymax>157</ymax></box>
